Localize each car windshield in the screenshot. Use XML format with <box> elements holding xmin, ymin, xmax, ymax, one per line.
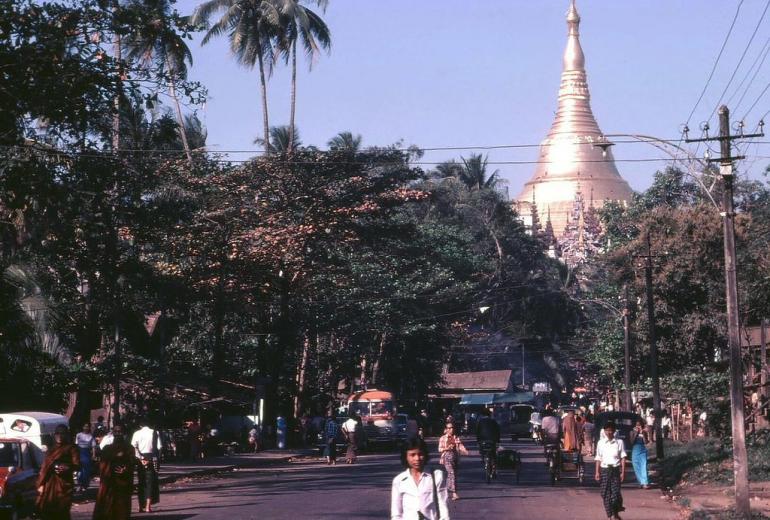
<box><xmin>0</xmin><ymin>443</ymin><xmax>19</xmax><ymax>466</ymax></box>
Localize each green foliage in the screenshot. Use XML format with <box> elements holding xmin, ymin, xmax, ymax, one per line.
<box><xmin>660</xmin><ymin>431</ymin><xmax>770</xmax><ymax>491</ymax></box>
<box><xmin>0</xmin><ymin>0</ymin><xmax>573</xmax><ymax>420</ymax></box>
<box><xmin>582</xmin><ymin>166</ymin><xmax>770</xmax><ymax>442</ymax></box>
<box><xmin>582</xmin><ymin>320</ymin><xmax>624</xmax><ymax>387</ymax></box>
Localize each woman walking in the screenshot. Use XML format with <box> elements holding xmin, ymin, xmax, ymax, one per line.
<box><xmin>630</xmin><ymin>419</ymin><xmax>650</xmax><ymax>489</ymax></box>
<box><xmin>438</xmin><ymin>422</ymin><xmax>467</xmax><ymax>501</ymax></box>
<box><xmin>594</xmin><ymin>422</ymin><xmax>627</xmax><ymax>520</ymax></box>
<box><xmin>75</xmin><ymin>423</ymin><xmax>95</xmax><ymax>492</ymax></box>
<box><xmin>391</xmin><ymin>437</ymin><xmax>449</xmax><ymax>520</ymax></box>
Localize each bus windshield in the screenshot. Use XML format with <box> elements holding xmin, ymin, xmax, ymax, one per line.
<box><xmin>349</xmin><ymin>401</ymin><xmax>394</xmax><ymax>417</ymax></box>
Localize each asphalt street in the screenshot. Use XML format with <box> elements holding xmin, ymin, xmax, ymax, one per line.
<box><xmin>71</xmin><ymin>439</ymin><xmax>682</xmax><ymax>519</ymax></box>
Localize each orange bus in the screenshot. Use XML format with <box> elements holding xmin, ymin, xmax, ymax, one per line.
<box><xmin>347</xmin><ymin>389</ymin><xmax>397</xmax><ymax>448</ymax></box>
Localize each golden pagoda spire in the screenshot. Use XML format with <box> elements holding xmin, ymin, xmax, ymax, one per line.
<box><xmin>516</xmin><ymin>0</ymin><xmax>632</xmax><ymax>237</ymax></box>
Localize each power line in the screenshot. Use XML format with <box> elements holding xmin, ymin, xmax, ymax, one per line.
<box><xmin>0</xmin><ymin>138</ymin><xmax>693</xmax><ymax>155</ymax></box>
<box><xmin>729</xmin><ymin>36</ymin><xmax>770</xmax><ymax>110</ymax></box>
<box><xmin>3</xmin><ymin>149</ymin><xmax>728</xmax><ymax>166</ymax></box>
<box><xmin>708</xmin><ymin>0</ymin><xmax>770</xmax><ymax>122</ymax></box>
<box><xmin>741</xmin><ymin>81</ymin><xmax>770</xmax><ymax>121</ymax></box>
<box><xmin>686</xmin><ymin>0</ymin><xmax>745</xmax><ymax>125</ymax></box>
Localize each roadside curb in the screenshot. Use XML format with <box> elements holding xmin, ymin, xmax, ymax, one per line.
<box><xmin>158</xmin><ymin>451</ymin><xmax>311</xmax><ymax>485</ymax></box>
<box><xmin>73</xmin><ymin>451</ymin><xmax>308</xmax><ymax>504</ymax></box>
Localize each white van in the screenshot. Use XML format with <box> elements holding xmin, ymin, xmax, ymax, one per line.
<box><xmin>0</xmin><ymin>412</ymin><xmax>69</xmax><ymax>465</ymax></box>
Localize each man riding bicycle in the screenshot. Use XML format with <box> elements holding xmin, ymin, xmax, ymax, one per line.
<box><xmin>475</xmin><ymin>408</ymin><xmax>500</xmax><ymax>479</ymax></box>
<box><xmin>540</xmin><ymin>408</ymin><xmax>563</xmax><ymax>471</ymax></box>
<box><xmin>541</xmin><ymin>409</ymin><xmax>562</xmax><ymax>447</ymax></box>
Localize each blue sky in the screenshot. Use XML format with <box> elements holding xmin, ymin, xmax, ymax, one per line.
<box><xmin>172</xmin><ymin>0</ymin><xmax>770</xmax><ymax>196</ymax></box>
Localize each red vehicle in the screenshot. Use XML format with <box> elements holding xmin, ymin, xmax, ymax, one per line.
<box><xmin>347</xmin><ymin>390</ymin><xmax>397</xmax><ymax>448</ymax></box>
<box><xmin>0</xmin><ymin>438</ymin><xmax>38</xmax><ymax>520</ymax></box>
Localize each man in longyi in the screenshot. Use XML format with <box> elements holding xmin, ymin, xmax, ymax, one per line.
<box><xmin>92</xmin><ymin>424</ymin><xmax>135</xmax><ymax>520</ymax></box>
<box><xmin>36</xmin><ymin>424</ymin><xmax>80</xmax><ymax>520</ymax></box>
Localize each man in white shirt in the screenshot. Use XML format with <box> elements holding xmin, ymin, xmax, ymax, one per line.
<box><xmin>391</xmin><ymin>438</ymin><xmax>449</xmax><ymax>520</ymax></box>
<box><xmin>594</xmin><ymin>422</ymin><xmax>626</xmax><ymax>520</ymax></box>
<box><xmin>131</xmin><ymin>421</ymin><xmax>162</xmax><ymax>513</ymax></box>
<box><xmin>341</xmin><ymin>414</ymin><xmax>360</xmax><ymax>464</ymax></box>
<box><xmin>99</xmin><ymin>431</ymin><xmax>114</xmax><ymax>450</ymax></box>
<box><xmin>131</xmin><ymin>424</ymin><xmax>162</xmax><ymax>459</ymax></box>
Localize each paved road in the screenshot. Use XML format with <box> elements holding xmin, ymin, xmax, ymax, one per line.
<box><xmin>71</xmin><ymin>439</ymin><xmax>681</xmax><ymax>519</ymax></box>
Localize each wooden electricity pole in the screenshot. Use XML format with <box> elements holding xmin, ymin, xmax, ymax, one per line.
<box><xmin>686</xmin><ymin>105</ymin><xmax>763</xmax><ymax>518</ymax></box>
<box><xmin>623</xmin><ymin>284</ymin><xmax>633</xmax><ymax>412</ymax></box>
<box><xmin>644</xmin><ymin>233</ymin><xmax>664</xmax><ymax>460</ymax></box>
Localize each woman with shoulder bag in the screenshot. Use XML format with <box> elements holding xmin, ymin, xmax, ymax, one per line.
<box><xmin>438</xmin><ymin>422</ymin><xmax>467</xmax><ymax>501</ymax></box>
<box><xmin>391</xmin><ymin>437</ymin><xmax>449</xmax><ymax>520</ymax></box>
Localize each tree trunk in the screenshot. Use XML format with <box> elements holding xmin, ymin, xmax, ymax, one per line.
<box><xmin>293</xmin><ymin>333</ymin><xmax>311</xmax><ymax>418</ymax></box>
<box><xmin>169</xmin><ymin>79</ymin><xmax>193</xmax><ymax>165</ymax></box>
<box><xmin>112</xmin><ymin>4</ymin><xmax>121</xmax><ymax>152</ymax></box>
<box><xmin>359</xmin><ymin>356</ymin><xmax>367</xmax><ymax>389</ymax></box>
<box><xmin>112</xmin><ymin>325</ymin><xmax>121</xmax><ymax>425</ymax></box>
<box><xmin>211</xmin><ymin>243</ymin><xmax>228</xmax><ymax>393</ymax></box>
<box><xmin>288</xmin><ymin>41</ymin><xmax>297</xmax><ymax>154</ymax></box>
<box><xmin>257</xmin><ymin>51</ymin><xmax>271</xmax><ymax>155</ymax></box>
<box><xmin>370</xmin><ymin>332</ymin><xmax>387</xmax><ymax>388</ymax></box>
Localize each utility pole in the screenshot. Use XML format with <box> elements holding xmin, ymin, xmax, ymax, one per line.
<box><xmin>644</xmin><ymin>233</ymin><xmax>664</xmax><ymax>460</ymax></box>
<box><xmin>623</xmin><ymin>284</ymin><xmax>633</xmax><ymax>412</ymax></box>
<box><xmin>521</xmin><ymin>345</ymin><xmax>526</xmax><ymax>389</ymax></box>
<box><xmin>685</xmin><ymin>105</ymin><xmax>763</xmax><ymax>519</ymax></box>
<box><xmin>760</xmin><ymin>319</ymin><xmax>768</xmax><ymax>430</ymax></box>
<box><xmin>762</xmin><ymin>319</ymin><xmax>768</xmax><ymax>404</ymax></box>
<box><xmin>113</xmin><ymin>323</ymin><xmax>121</xmax><ymax>425</ymax></box>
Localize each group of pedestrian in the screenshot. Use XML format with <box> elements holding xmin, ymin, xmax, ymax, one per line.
<box><xmin>35</xmin><ymin>418</ymin><xmax>162</xmax><ymax>520</ymax></box>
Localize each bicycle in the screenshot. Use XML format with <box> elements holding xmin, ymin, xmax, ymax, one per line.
<box><xmin>479</xmin><ymin>441</ymin><xmax>497</xmax><ymax>484</ymax></box>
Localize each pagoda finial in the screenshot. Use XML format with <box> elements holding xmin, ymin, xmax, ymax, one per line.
<box><xmin>564</xmin><ymin>0</ymin><xmax>584</xmax><ymax>71</ymax></box>
<box><xmin>567</xmin><ymin>0</ymin><xmax>580</xmax><ymax>27</ymax></box>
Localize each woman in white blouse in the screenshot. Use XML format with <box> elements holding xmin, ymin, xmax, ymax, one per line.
<box><xmin>391</xmin><ymin>437</ymin><xmax>449</xmax><ymax>520</ymax></box>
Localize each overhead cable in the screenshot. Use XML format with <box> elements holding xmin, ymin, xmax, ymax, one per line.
<box><xmin>708</xmin><ymin>0</ymin><xmax>770</xmax><ymax>122</ymax></box>
<box><xmin>686</xmin><ymin>0</ymin><xmax>745</xmax><ymax>125</ymax></box>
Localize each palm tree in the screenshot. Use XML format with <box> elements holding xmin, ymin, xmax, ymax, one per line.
<box><xmin>3</xmin><ymin>264</ymin><xmax>70</xmax><ymax>367</ymax></box>
<box><xmin>327</xmin><ymin>131</ymin><xmax>361</xmax><ymax>152</ymax></box>
<box><xmin>254</xmin><ymin>125</ymin><xmax>301</xmax><ymax>154</ymax></box>
<box><xmin>275</xmin><ymin>0</ymin><xmax>331</xmax><ymax>153</ymax></box>
<box><xmin>192</xmin><ymin>0</ymin><xmax>280</xmax><ymax>154</ymax></box>
<box><xmin>124</xmin><ymin>0</ymin><xmax>195</xmax><ymax>163</ymax></box>
<box><xmin>431</xmin><ymin>160</ymin><xmax>464</xmax><ymax>180</ymax></box>
<box><xmin>459</xmin><ymin>154</ymin><xmax>500</xmax><ymax>191</ymax></box>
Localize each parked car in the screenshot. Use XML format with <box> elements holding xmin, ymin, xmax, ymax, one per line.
<box><xmin>509</xmin><ymin>405</ymin><xmax>535</xmax><ymax>441</ymax></box>
<box><xmin>0</xmin><ymin>438</ymin><xmax>38</xmax><ymax>520</ymax></box>
<box><xmin>592</xmin><ymin>411</ymin><xmax>643</xmax><ymax>454</ymax></box>
<box><xmin>0</xmin><ymin>412</ymin><xmax>69</xmax><ymax>466</ymax></box>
